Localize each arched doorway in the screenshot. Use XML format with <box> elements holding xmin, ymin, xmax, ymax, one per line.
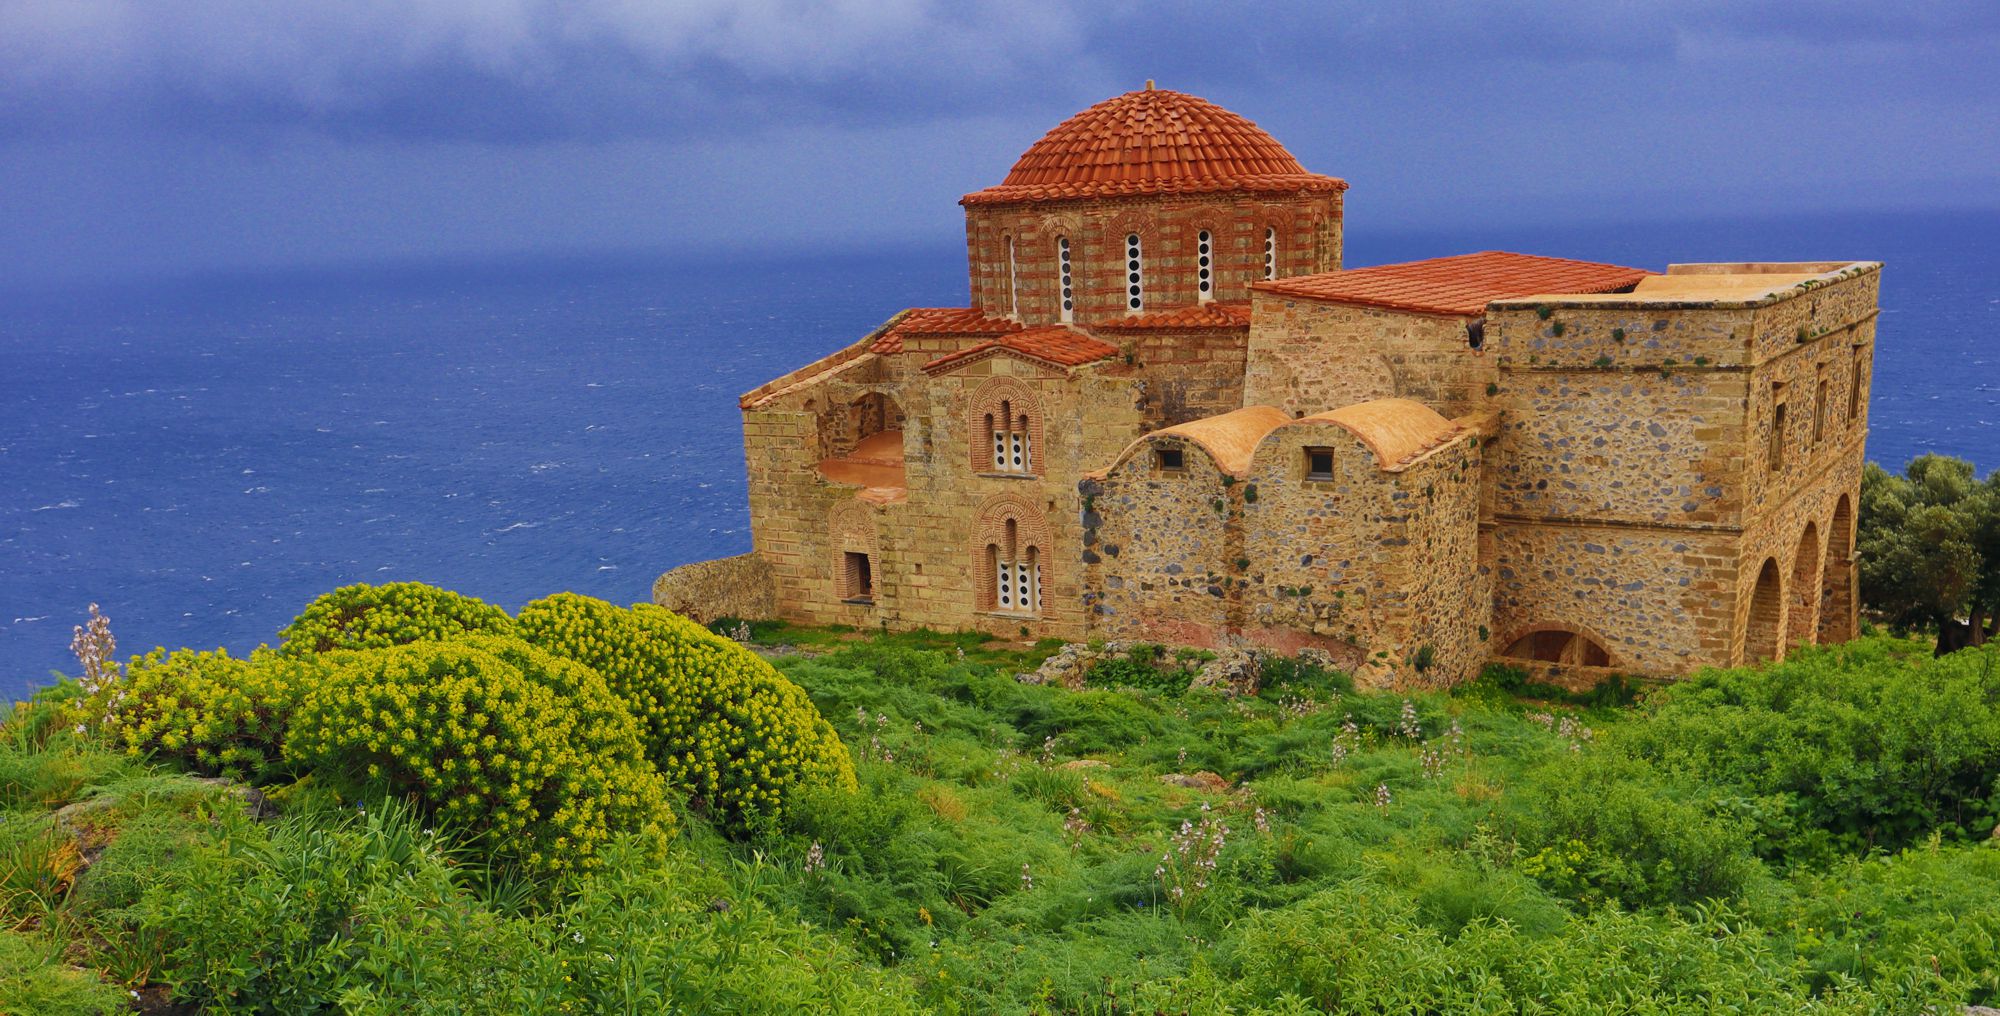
<box><xmin>1786</xmin><ymin>523</ymin><xmax>1821</xmax><ymax>648</ymax></box>
<box><xmin>1820</xmin><ymin>495</ymin><xmax>1857</xmax><ymax>643</ymax></box>
<box><xmin>1503</xmin><ymin>627</ymin><xmax>1613</xmax><ymax>667</ymax></box>
<box><xmin>1746</xmin><ymin>558</ymin><xmax>1783</xmax><ymax>664</ymax></box>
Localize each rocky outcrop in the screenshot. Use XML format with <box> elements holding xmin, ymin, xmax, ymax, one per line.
<box><xmin>653</xmin><ymin>553</ymin><xmax>776</xmax><ymax>624</ymax></box>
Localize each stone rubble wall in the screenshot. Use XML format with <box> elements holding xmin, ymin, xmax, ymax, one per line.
<box><xmin>652</xmin><ymin>552</ymin><xmax>776</xmax><ymax>624</ymax></box>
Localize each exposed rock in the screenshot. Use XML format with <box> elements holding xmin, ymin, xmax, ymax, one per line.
<box><xmin>1028</xmin><ymin>643</ymin><xmax>1097</xmax><ymax>690</ymax></box>
<box><xmin>1060</xmin><ymin>759</ymin><xmax>1109</xmax><ymax>771</ymax></box>
<box><xmin>1159</xmin><ymin>771</ymin><xmax>1230</xmax><ymax>792</ymax></box>
<box><xmin>1189</xmin><ymin>647</ymin><xmax>1268</xmax><ymax>697</ymax></box>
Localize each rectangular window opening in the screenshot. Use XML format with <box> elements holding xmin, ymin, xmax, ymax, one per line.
<box><xmin>1769</xmin><ymin>402</ymin><xmax>1787</xmax><ymax>472</ymax></box>
<box><xmin>1305</xmin><ymin>447</ymin><xmax>1336</xmax><ymax>481</ymax></box>
<box><xmin>1155</xmin><ymin>448</ymin><xmax>1185</xmax><ymax>473</ymax></box>
<box><xmin>843</xmin><ymin>552</ymin><xmax>874</xmax><ymax>603</ymax></box>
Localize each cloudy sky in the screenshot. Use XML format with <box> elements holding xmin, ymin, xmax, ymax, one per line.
<box><xmin>3</xmin><ymin>0</ymin><xmax>1996</xmax><ymax>287</ymax></box>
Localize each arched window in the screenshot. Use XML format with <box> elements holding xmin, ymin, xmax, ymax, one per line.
<box><xmin>976</xmin><ymin>496</ymin><xmax>1051</xmax><ymax>617</ymax></box>
<box><xmin>1196</xmin><ymin>229</ymin><xmax>1213</xmax><ymax>301</ymax></box>
<box><xmin>1813</xmin><ymin>378</ymin><xmax>1829</xmax><ymax>444</ymax></box>
<box><xmin>969</xmin><ymin>378</ymin><xmax>1043</xmax><ymax>477</ymax></box>
<box><xmin>1057</xmin><ymin>236</ymin><xmax>1074</xmax><ymax>322</ymax></box>
<box><xmin>1745</xmin><ymin>557</ymin><xmax>1783</xmax><ymax>663</ymax></box>
<box><xmin>1125</xmin><ymin>233</ymin><xmax>1144</xmax><ymax>312</ymax></box>
<box><xmin>988</xmin><ymin>399</ymin><xmax>1032</xmax><ymax>473</ymax></box>
<box><xmin>1848</xmin><ymin>346</ymin><xmax>1865</xmax><ymax>426</ymax></box>
<box><xmin>1005</xmin><ymin>234</ymin><xmax>1019</xmax><ymax>317</ymax></box>
<box><xmin>1263</xmin><ymin>226</ymin><xmax>1278</xmax><ymax>280</ymax></box>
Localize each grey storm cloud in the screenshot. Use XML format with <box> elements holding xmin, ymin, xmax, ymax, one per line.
<box><xmin>6</xmin><ymin>0</ymin><xmax>1995</xmax><ymax>143</ymax></box>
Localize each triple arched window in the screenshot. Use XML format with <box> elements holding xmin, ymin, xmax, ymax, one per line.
<box><xmin>975</xmin><ymin>495</ymin><xmax>1051</xmax><ymax>617</ymax></box>
<box><xmin>970</xmin><ymin>378</ymin><xmax>1043</xmax><ymax>477</ymax></box>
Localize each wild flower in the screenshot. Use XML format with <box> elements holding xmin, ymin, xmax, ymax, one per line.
<box><xmin>1020</xmin><ymin>862</ymin><xmax>1034</xmax><ymax>891</ymax></box>
<box><xmin>1252</xmin><ymin>806</ymin><xmax>1272</xmax><ymax>835</ymax></box>
<box><xmin>1330</xmin><ymin>713</ymin><xmax>1359</xmax><ymax>768</ymax></box>
<box><xmin>1397</xmin><ymin>699</ymin><xmax>1422</xmax><ymax>739</ymax></box>
<box><xmin>804</xmin><ymin>841</ymin><xmax>826</xmax><ymax>875</ymax></box>
<box><xmin>1063</xmin><ymin>807</ymin><xmax>1091</xmax><ymax>851</ymax></box>
<box><xmin>728</xmin><ymin>620</ymin><xmax>753</xmax><ymax>643</ymax></box>
<box><xmin>1374</xmin><ymin>784</ymin><xmax>1392</xmax><ymax>810</ymax></box>
<box><xmin>71</xmin><ymin>602</ymin><xmax>119</xmax><ymax>699</ymax></box>
<box><xmin>1156</xmin><ymin>803</ymin><xmax>1229</xmax><ymax>916</ymax></box>
<box><xmin>1176</xmin><ymin>745</ymin><xmax>1188</xmax><ymax>768</ymax></box>
<box><xmin>1038</xmin><ymin>735</ymin><xmax>1060</xmax><ymax>766</ymax></box>
<box><xmin>1419</xmin><ymin>745</ymin><xmax>1446</xmax><ymax>780</ymax></box>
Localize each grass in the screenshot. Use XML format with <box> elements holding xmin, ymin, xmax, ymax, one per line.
<box><xmin>5</xmin><ymin>630</ymin><xmax>2000</xmax><ymax>1013</ymax></box>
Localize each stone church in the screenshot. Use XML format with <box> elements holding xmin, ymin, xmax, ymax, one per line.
<box><xmin>655</xmin><ymin>85</ymin><xmax>1878</xmax><ymax>687</ymax></box>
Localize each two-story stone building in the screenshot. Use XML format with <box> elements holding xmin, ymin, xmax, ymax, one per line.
<box><xmin>656</xmin><ymin>85</ymin><xmax>1877</xmax><ymax>687</ymax></box>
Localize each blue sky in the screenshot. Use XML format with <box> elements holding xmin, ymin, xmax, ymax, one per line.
<box><xmin>3</xmin><ymin>0</ymin><xmax>1997</xmax><ymax>287</ymax></box>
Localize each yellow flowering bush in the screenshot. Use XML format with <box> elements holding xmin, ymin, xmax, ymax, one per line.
<box><xmin>277</xmin><ymin>582</ymin><xmax>515</xmax><ymax>656</ymax></box>
<box><xmin>514</xmin><ymin>593</ymin><xmax>855</xmax><ymax>830</ymax></box>
<box><xmin>283</xmin><ymin>635</ymin><xmax>675</xmax><ymax>876</ymax></box>
<box><xmin>92</xmin><ymin>646</ymin><xmax>320</xmax><ymax>780</ymax></box>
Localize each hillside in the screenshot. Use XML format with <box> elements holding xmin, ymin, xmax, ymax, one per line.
<box><xmin>5</xmin><ymin>604</ymin><xmax>2000</xmax><ymax>1013</ymax></box>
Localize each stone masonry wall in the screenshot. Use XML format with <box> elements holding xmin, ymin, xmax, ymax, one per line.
<box><xmin>1244</xmin><ymin>295</ymin><xmax>1496</xmax><ymax>420</ymax></box>
<box><xmin>1242</xmin><ymin>422</ymin><xmax>1485</xmax><ymax>686</ymax></box>
<box><xmin>964</xmin><ymin>192</ymin><xmax>1342</xmax><ymax>326</ymax></box>
<box><xmin>652</xmin><ymin>552</ymin><xmax>776</xmax><ymax>623</ymax></box>
<box><xmin>1078</xmin><ymin>434</ymin><xmax>1239</xmax><ymax>647</ymax></box>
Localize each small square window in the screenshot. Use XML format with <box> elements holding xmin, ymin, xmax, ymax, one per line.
<box><xmin>1155</xmin><ymin>448</ymin><xmax>1185</xmax><ymax>472</ymax></box>
<box><xmin>1305</xmin><ymin>448</ymin><xmax>1335</xmax><ymax>481</ymax></box>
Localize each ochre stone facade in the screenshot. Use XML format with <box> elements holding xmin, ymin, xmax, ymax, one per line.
<box><xmin>659</xmin><ymin>87</ymin><xmax>1880</xmax><ymax>688</ymax></box>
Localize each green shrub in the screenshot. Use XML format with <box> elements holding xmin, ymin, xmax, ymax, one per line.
<box><xmin>515</xmin><ymin>593</ymin><xmax>855</xmax><ymax>830</ymax></box>
<box><xmin>134</xmin><ymin>799</ymin><xmax>552</xmax><ymax>1013</ymax></box>
<box><xmin>277</xmin><ymin>581</ymin><xmax>515</xmax><ymax>656</ymax></box>
<box><xmin>284</xmin><ymin>636</ymin><xmax>675</xmax><ymax>876</ymax></box>
<box><xmin>0</xmin><ymin>929</ymin><xmax>128</xmax><ymax>1016</ymax></box>
<box><xmin>89</xmin><ymin>646</ymin><xmax>318</xmax><ymax>780</ymax></box>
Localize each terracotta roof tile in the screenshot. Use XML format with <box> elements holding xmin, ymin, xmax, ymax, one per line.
<box><xmin>870</xmin><ymin>307</ymin><xmax>1022</xmax><ymax>354</ymax></box>
<box><xmin>1093</xmin><ymin>301</ymin><xmax>1252</xmax><ymax>331</ymax></box>
<box><xmin>1257</xmin><ymin>251</ymin><xmax>1653</xmax><ymax>317</ymax></box>
<box><xmin>922</xmin><ymin>326</ymin><xmax>1119</xmax><ymax>374</ymax></box>
<box><xmin>962</xmin><ymin>89</ymin><xmax>1345</xmax><ymax>206</ymax></box>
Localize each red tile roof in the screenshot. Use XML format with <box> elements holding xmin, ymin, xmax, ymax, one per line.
<box><xmin>1093</xmin><ymin>301</ymin><xmax>1252</xmax><ymax>331</ymax></box>
<box><xmin>962</xmin><ymin>89</ymin><xmax>1345</xmax><ymax>206</ymax></box>
<box><xmin>1257</xmin><ymin>251</ymin><xmax>1653</xmax><ymax>317</ymax></box>
<box><xmin>923</xmin><ymin>326</ymin><xmax>1120</xmax><ymax>374</ymax></box>
<box><xmin>870</xmin><ymin>307</ymin><xmax>1021</xmax><ymax>354</ymax></box>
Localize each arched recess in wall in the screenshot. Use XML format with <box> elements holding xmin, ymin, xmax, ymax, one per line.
<box><xmin>1819</xmin><ymin>495</ymin><xmax>1857</xmax><ymax>644</ymax></box>
<box><xmin>1501</xmin><ymin>624</ymin><xmax>1613</xmax><ymax>667</ymax></box>
<box><xmin>1786</xmin><ymin>522</ymin><xmax>1821</xmax><ymax>648</ymax></box>
<box><xmin>1745</xmin><ymin>557</ymin><xmax>1784</xmax><ymax>664</ymax></box>
<box><xmin>844</xmin><ymin>391</ymin><xmax>905</xmax><ymax>459</ymax></box>
<box><xmin>967</xmin><ymin>376</ymin><xmax>1044</xmax><ymax>476</ymax></box>
<box><xmin>972</xmin><ymin>492</ymin><xmax>1053</xmax><ymax>616</ymax></box>
<box><xmin>830</xmin><ymin>499</ymin><xmax>881</xmax><ymax>604</ymax></box>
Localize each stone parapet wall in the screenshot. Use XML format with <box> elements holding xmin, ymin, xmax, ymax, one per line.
<box><xmin>1245</xmin><ymin>296</ymin><xmax>1495</xmax><ymax>420</ymax></box>
<box><xmin>652</xmin><ymin>553</ymin><xmax>776</xmax><ymax>624</ymax></box>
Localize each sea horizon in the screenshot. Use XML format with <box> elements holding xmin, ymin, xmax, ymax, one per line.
<box><xmin>4</xmin><ymin>205</ymin><xmax>1995</xmax><ymax>693</ymax></box>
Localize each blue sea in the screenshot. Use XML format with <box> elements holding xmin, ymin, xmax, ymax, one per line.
<box><xmin>3</xmin><ymin>210</ymin><xmax>1996</xmax><ymax>696</ymax></box>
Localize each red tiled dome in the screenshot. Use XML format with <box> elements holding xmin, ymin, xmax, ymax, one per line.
<box><xmin>962</xmin><ymin>88</ymin><xmax>1344</xmax><ymax>205</ymax></box>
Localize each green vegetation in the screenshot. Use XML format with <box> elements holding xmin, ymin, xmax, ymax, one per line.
<box><xmin>7</xmin><ymin>578</ymin><xmax>2000</xmax><ymax>1011</ymax></box>
<box><xmin>1859</xmin><ymin>453</ymin><xmax>2000</xmax><ymax>654</ymax></box>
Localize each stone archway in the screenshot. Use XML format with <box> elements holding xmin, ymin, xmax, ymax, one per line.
<box><xmin>1819</xmin><ymin>495</ymin><xmax>1857</xmax><ymax>644</ymax></box>
<box><xmin>1746</xmin><ymin>557</ymin><xmax>1784</xmax><ymax>664</ymax></box>
<box><xmin>1786</xmin><ymin>522</ymin><xmax>1821</xmax><ymax>649</ymax></box>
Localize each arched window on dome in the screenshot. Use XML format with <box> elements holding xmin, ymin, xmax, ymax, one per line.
<box><xmin>1196</xmin><ymin>229</ymin><xmax>1214</xmax><ymax>302</ymax></box>
<box><xmin>1125</xmin><ymin>233</ymin><xmax>1144</xmax><ymax>312</ymax></box>
<box><xmin>1005</xmin><ymin>234</ymin><xmax>1020</xmax><ymax>318</ymax></box>
<box><xmin>1263</xmin><ymin>226</ymin><xmax>1278</xmax><ymax>280</ymax></box>
<box><xmin>1057</xmin><ymin>236</ymin><xmax>1074</xmax><ymax>322</ymax></box>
